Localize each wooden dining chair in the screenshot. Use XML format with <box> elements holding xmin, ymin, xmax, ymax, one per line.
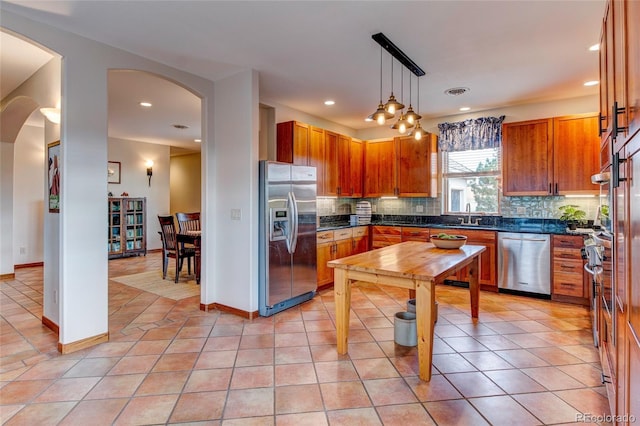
<box><xmin>176</xmin><ymin>212</ymin><xmax>200</xmax><ymax>233</ymax></box>
<box><xmin>157</xmin><ymin>215</ymin><xmax>196</xmax><ymax>283</ymax></box>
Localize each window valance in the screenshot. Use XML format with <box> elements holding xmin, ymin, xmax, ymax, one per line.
<box><xmin>437</xmin><ymin>115</ymin><xmax>505</xmax><ymax>152</ymax></box>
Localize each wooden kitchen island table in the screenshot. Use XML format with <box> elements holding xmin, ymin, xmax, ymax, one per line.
<box><xmin>328</xmin><ymin>241</ymin><xmax>486</xmax><ymax>381</ymax></box>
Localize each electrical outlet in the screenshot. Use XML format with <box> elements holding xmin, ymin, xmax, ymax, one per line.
<box><xmin>372</xmin><ymin>205</ymin><xmax>377</xmax><ymax>213</ymax></box>
<box><xmin>516</xmin><ymin>207</ymin><xmax>526</xmax><ymax>214</ymax></box>
<box><xmin>331</xmin><ymin>204</ymin><xmax>336</xmax><ymax>213</ymax></box>
<box><xmin>54</xmin><ymin>290</ymin><xmax>57</xmax><ymax>304</ymax></box>
<box><xmin>416</xmin><ymin>205</ymin><xmax>424</xmax><ymax>213</ymax></box>
<box><xmin>19</xmin><ymin>247</ymin><xmax>26</xmax><ymax>255</ymax></box>
<box><xmin>231</xmin><ymin>208</ymin><xmax>241</xmax><ymax>220</ymax></box>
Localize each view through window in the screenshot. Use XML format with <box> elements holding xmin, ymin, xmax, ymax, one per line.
<box><xmin>442</xmin><ymin>147</ymin><xmax>500</xmax><ymax>214</ymax></box>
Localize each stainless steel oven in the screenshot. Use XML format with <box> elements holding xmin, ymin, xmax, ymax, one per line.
<box><xmin>591</xmin><ymin>171</ymin><xmax>611</xmax><ymax>234</ymax></box>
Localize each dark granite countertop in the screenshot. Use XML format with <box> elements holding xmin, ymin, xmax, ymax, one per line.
<box><xmin>317</xmin><ymin>214</ymin><xmax>596</xmax><ymax>236</ymax></box>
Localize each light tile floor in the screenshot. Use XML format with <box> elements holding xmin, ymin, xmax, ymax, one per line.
<box><xmin>1</xmin><ymin>253</ymin><xmax>612</xmax><ymax>425</ymax></box>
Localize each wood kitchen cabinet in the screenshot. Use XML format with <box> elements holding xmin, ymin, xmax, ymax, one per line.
<box><xmin>363</xmin><ymin>139</ymin><xmax>396</xmax><ymax>197</ymax></box>
<box><xmin>598</xmin><ymin>1</ymin><xmax>640</xmax><ymax>420</ymax></box>
<box><xmin>277</xmin><ymin>121</ymin><xmax>326</xmax><ymax>194</ymax></box>
<box><xmin>502</xmin><ymin>114</ymin><xmax>600</xmax><ymax>196</ymax></box>
<box><xmin>550</xmin><ymin>235</ymin><xmax>589</xmax><ymax>305</ymax></box>
<box><xmin>401</xmin><ymin>227</ymin><xmax>430</xmax><ymax>242</ymax></box>
<box><xmin>396</xmin><ymin>134</ymin><xmax>438</xmax><ymax>197</ymax></box>
<box><xmin>371</xmin><ymin>225</ymin><xmax>402</xmax><ymax>248</ymax></box>
<box><xmin>324</xmin><ymin>133</ymin><xmax>363</xmax><ymax>197</ymax></box>
<box><xmin>316</xmin><ymin>227</ymin><xmax>369</xmax><ymax>289</ymax></box>
<box><xmin>364</xmin><ymin>134</ymin><xmax>437</xmax><ymax>197</ymax></box>
<box><xmin>351</xmin><ymin>226</ymin><xmax>369</xmax><ymax>254</ymax></box>
<box><xmin>349</xmin><ymin>138</ymin><xmax>364</xmax><ymax>198</ymax></box>
<box><xmin>432</xmin><ymin>228</ymin><xmax>497</xmax><ymax>291</ymax></box>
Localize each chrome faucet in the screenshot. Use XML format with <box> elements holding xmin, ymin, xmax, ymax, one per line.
<box><xmin>459</xmin><ymin>203</ymin><xmax>480</xmax><ymax>225</ymax></box>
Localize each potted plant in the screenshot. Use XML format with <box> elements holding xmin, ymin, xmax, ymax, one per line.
<box><xmin>558</xmin><ymin>204</ymin><xmax>587</xmax><ymax>230</ymax></box>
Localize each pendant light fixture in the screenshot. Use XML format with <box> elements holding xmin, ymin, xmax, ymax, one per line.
<box><xmin>391</xmin><ymin>67</ymin><xmax>413</xmax><ymax>134</ymax></box>
<box><xmin>384</xmin><ymin>58</ymin><xmax>404</xmax><ymax>115</ymax></box>
<box><xmin>370</xmin><ymin>33</ymin><xmax>425</xmax><ymax>129</ymax></box>
<box><xmin>371</xmin><ymin>46</ymin><xmax>394</xmax><ymax>125</ymax></box>
<box><xmin>404</xmin><ymin>74</ymin><xmax>422</xmax><ymax>126</ymax></box>
<box><xmin>411</xmin><ymin>78</ymin><xmax>426</xmax><ymax>140</ymax></box>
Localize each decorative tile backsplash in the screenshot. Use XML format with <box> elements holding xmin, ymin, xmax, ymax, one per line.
<box><xmin>317</xmin><ymin>195</ymin><xmax>601</xmax><ymax>220</ymax></box>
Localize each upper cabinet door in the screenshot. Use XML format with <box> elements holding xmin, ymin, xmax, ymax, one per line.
<box><xmin>502</xmin><ymin>118</ymin><xmax>553</xmax><ymax>196</ymax></box>
<box><xmin>553</xmin><ymin>114</ymin><xmax>600</xmax><ymax>195</ymax></box>
<box><xmin>350</xmin><ymin>139</ymin><xmax>364</xmax><ymax>198</ymax></box>
<box><xmin>324</xmin><ymin>131</ymin><xmax>339</xmax><ymax>196</ymax></box>
<box><xmin>395</xmin><ymin>134</ymin><xmax>437</xmax><ymax>197</ymax></box>
<box><xmin>277</xmin><ymin>121</ymin><xmax>310</xmax><ymax>165</ymax></box>
<box><xmin>627</xmin><ymin>0</ymin><xmax>640</xmax><ymax>138</ymax></box>
<box><xmin>364</xmin><ymin>139</ymin><xmax>395</xmax><ymax>197</ymax></box>
<box><xmin>308</xmin><ymin>126</ymin><xmax>325</xmax><ymax>195</ymax></box>
<box><xmin>337</xmin><ymin>135</ymin><xmax>351</xmax><ymax>196</ymax></box>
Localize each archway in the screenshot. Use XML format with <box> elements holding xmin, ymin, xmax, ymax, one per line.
<box><xmin>106</xmin><ymin>69</ymin><xmax>203</xmax><ymax>306</ymax></box>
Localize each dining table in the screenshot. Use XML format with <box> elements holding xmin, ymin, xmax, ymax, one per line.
<box><xmin>177</xmin><ymin>230</ymin><xmax>201</xmax><ymax>284</ymax></box>
<box><xmin>327</xmin><ymin>241</ymin><xmax>485</xmax><ymax>381</ymax></box>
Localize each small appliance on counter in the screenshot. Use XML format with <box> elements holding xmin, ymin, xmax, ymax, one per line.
<box><xmin>355</xmin><ymin>201</ymin><xmax>372</xmax><ymax>225</ymax></box>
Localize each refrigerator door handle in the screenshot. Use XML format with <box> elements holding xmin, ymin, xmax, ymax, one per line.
<box><xmin>289</xmin><ymin>191</ymin><xmax>299</xmax><ymax>253</ymax></box>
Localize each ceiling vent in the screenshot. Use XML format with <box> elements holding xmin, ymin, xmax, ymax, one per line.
<box><xmin>445</xmin><ymin>87</ymin><xmax>470</xmax><ymax>96</ymax></box>
<box><xmin>172</xmin><ymin>124</ymin><xmax>189</xmax><ymax>129</ymax></box>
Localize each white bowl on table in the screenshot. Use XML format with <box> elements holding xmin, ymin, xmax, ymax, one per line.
<box><xmin>430</xmin><ymin>235</ymin><xmax>467</xmax><ymax>249</ymax></box>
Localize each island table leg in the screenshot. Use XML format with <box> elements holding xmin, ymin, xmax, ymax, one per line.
<box><xmin>468</xmin><ymin>255</ymin><xmax>480</xmax><ymax>319</ymax></box>
<box><xmin>415</xmin><ymin>278</ymin><xmax>435</xmax><ymax>381</ymax></box>
<box><xmin>334</xmin><ymin>268</ymin><xmax>351</xmax><ymax>354</ymax></box>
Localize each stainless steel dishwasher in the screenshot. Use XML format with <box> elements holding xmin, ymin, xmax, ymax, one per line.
<box><xmin>498</xmin><ymin>232</ymin><xmax>551</xmax><ymax>295</ymax></box>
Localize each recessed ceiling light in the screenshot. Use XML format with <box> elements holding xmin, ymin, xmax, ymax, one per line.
<box><xmin>584</xmin><ymin>80</ymin><xmax>599</xmax><ymax>86</ymax></box>
<box><xmin>194</xmin><ymin>139</ymin><xmax>201</xmax><ymax>143</ymax></box>
<box><xmin>459</xmin><ymin>107</ymin><xmax>471</xmax><ymax>112</ymax></box>
<box><xmin>139</xmin><ymin>102</ymin><xmax>152</xmax><ymax>107</ymax></box>
<box><xmin>324</xmin><ymin>100</ymin><xmax>335</xmax><ymax>106</ymax></box>
<box><xmin>589</xmin><ymin>43</ymin><xmax>600</xmax><ymax>51</ymax></box>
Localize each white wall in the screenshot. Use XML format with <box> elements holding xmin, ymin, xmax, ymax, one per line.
<box><xmin>207</xmin><ymin>69</ymin><xmax>259</xmax><ymax>312</ymax></box>
<box><xmin>0</xmin><ymin>141</ymin><xmax>14</xmax><ymax>275</ymax></box>
<box><xmin>108</xmin><ymin>137</ymin><xmax>170</xmax><ymax>251</ymax></box>
<box><xmin>13</xmin><ymin>123</ymin><xmax>45</xmax><ymax>264</ymax></box>
<box><xmin>2</xmin><ymin>10</ymin><xmax>220</xmax><ymax>347</ymax></box>
<box><xmin>170</xmin><ymin>153</ymin><xmax>201</xmax><ymax>216</ymax></box>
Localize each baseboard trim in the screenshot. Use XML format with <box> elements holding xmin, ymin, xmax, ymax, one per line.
<box><xmin>58</xmin><ymin>332</ymin><xmax>109</xmax><ymax>354</ymax></box>
<box><xmin>147</xmin><ymin>248</ymin><xmax>162</xmax><ymax>253</ymax></box>
<box><xmin>42</xmin><ymin>315</ymin><xmax>59</xmax><ymax>336</ymax></box>
<box><xmin>200</xmin><ymin>302</ymin><xmax>259</xmax><ymax>320</ymax></box>
<box><xmin>15</xmin><ymin>262</ymin><xmax>44</xmax><ymax>269</ymax></box>
<box><xmin>0</xmin><ymin>273</ymin><xmax>16</xmax><ymax>280</ymax></box>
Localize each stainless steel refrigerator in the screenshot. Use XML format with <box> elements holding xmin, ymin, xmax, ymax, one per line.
<box><xmin>259</xmin><ymin>161</ymin><xmax>317</xmax><ymax>316</ymax></box>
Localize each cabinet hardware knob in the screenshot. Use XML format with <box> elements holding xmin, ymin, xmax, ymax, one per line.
<box><xmin>601</xmin><ymin>373</ymin><xmax>612</xmax><ymax>384</ymax></box>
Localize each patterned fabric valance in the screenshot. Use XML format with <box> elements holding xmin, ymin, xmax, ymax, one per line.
<box><xmin>437</xmin><ymin>115</ymin><xmax>505</xmax><ymax>152</ymax></box>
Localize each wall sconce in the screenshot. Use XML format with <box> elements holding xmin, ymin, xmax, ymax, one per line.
<box><xmin>146</xmin><ymin>160</ymin><xmax>153</xmax><ymax>187</ymax></box>
<box><xmin>40</xmin><ymin>107</ymin><xmax>61</xmax><ymax>124</ymax></box>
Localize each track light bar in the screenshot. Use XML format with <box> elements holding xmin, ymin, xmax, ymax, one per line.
<box><xmin>372</xmin><ymin>32</ymin><xmax>425</xmax><ymax>77</ymax></box>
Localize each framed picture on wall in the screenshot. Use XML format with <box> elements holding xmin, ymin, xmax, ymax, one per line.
<box><xmin>47</xmin><ymin>141</ymin><xmax>61</xmax><ymax>213</ymax></box>
<box><xmin>108</xmin><ymin>161</ymin><xmax>121</xmax><ymax>184</ymax></box>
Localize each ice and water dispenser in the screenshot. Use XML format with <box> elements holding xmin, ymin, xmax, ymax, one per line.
<box><xmin>269</xmin><ymin>208</ymin><xmax>289</xmax><ymax>241</ymax></box>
